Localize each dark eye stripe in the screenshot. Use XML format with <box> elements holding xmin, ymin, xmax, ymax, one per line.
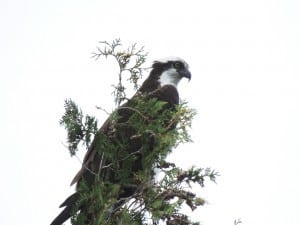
<box><xmin>173</xmin><ymin>62</ymin><xmax>183</xmax><ymax>69</ymax></box>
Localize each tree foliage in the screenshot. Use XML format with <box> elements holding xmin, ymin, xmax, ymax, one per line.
<box><xmin>60</xmin><ymin>39</ymin><xmax>218</xmax><ymax>225</ymax></box>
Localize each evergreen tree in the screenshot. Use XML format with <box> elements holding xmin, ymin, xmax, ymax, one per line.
<box><xmin>59</xmin><ymin>39</ymin><xmax>218</xmax><ymax>225</ymax></box>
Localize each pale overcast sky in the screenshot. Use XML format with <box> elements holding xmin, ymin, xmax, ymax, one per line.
<box><xmin>1</xmin><ymin>1</ymin><xmax>300</xmax><ymax>225</ymax></box>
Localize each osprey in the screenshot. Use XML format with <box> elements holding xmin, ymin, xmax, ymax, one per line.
<box><xmin>50</xmin><ymin>57</ymin><xmax>191</xmax><ymax>225</ymax></box>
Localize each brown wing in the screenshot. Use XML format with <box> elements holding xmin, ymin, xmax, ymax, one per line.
<box><xmin>70</xmin><ymin>118</ymin><xmax>111</xmax><ymax>186</ymax></box>
<box><xmin>71</xmin><ymin>85</ymin><xmax>179</xmax><ymax>187</ymax></box>
<box><xmin>70</xmin><ymin>99</ymin><xmax>136</xmax><ymax>187</ymax></box>
<box><xmin>148</xmin><ymin>84</ymin><xmax>179</xmax><ymax>105</ymax></box>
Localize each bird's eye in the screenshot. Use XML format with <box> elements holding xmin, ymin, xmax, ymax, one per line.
<box><xmin>173</xmin><ymin>62</ymin><xmax>182</xmax><ymax>69</ymax></box>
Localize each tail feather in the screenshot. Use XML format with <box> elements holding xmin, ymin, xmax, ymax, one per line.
<box><xmin>50</xmin><ymin>193</ymin><xmax>79</xmax><ymax>225</ymax></box>
<box><xmin>59</xmin><ymin>192</ymin><xmax>79</xmax><ymax>208</ymax></box>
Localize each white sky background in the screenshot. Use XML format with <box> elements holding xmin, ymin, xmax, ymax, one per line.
<box><xmin>1</xmin><ymin>0</ymin><xmax>300</xmax><ymax>225</ymax></box>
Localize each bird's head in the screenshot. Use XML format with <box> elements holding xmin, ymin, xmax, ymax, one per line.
<box><xmin>139</xmin><ymin>57</ymin><xmax>191</xmax><ymax>93</ymax></box>
<box><xmin>151</xmin><ymin>57</ymin><xmax>191</xmax><ymax>87</ymax></box>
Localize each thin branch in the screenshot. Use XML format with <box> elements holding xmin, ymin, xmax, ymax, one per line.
<box><xmin>95</xmin><ymin>105</ymin><xmax>111</xmax><ymax>116</ymax></box>
<box><xmin>118</xmin><ymin>106</ymin><xmax>149</xmax><ymax>121</ymax></box>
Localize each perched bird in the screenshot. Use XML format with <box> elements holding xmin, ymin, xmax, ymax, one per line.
<box><xmin>50</xmin><ymin>57</ymin><xmax>191</xmax><ymax>225</ymax></box>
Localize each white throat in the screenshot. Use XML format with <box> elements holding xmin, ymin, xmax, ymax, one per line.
<box><xmin>159</xmin><ymin>69</ymin><xmax>180</xmax><ymax>87</ymax></box>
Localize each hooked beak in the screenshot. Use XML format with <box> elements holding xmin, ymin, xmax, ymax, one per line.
<box><xmin>179</xmin><ymin>68</ymin><xmax>191</xmax><ymax>81</ymax></box>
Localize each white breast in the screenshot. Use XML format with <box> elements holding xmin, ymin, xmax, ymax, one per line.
<box><xmin>159</xmin><ymin>69</ymin><xmax>181</xmax><ymax>87</ymax></box>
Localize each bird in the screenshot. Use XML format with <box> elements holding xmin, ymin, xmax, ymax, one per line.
<box><xmin>50</xmin><ymin>57</ymin><xmax>191</xmax><ymax>225</ymax></box>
